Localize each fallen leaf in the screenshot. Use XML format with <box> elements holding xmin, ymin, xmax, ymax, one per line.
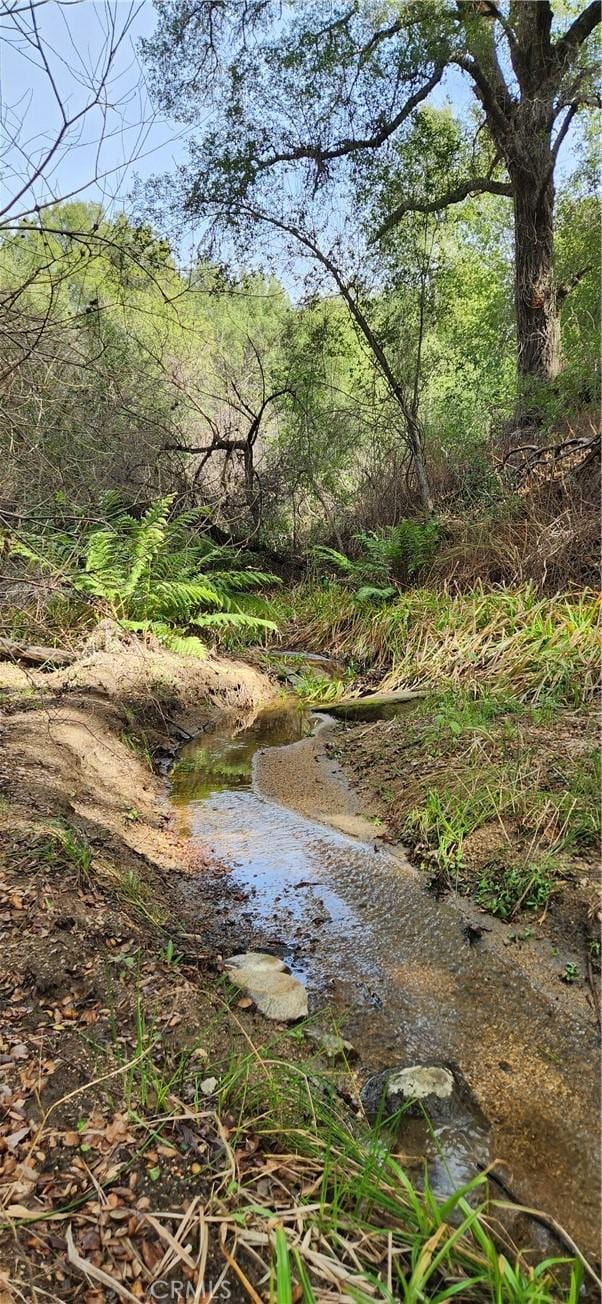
<box><xmin>6</xmin><ymin>1127</ymin><xmax>30</xmax><ymax>1150</ymax></box>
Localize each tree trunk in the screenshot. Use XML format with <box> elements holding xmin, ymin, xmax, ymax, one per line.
<box><xmin>406</xmin><ymin>415</ymin><xmax>434</xmax><ymax>515</ymax></box>
<box><xmin>512</xmin><ymin>165</ymin><xmax>561</xmax><ymax>403</ymax></box>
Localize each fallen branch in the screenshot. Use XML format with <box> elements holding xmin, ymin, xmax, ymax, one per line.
<box><xmin>0</xmin><ymin>636</ymin><xmax>76</xmax><ymax>667</ymax></box>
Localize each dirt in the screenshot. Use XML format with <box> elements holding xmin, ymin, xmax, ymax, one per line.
<box><xmin>0</xmin><ymin>638</ymin><xmax>287</xmax><ymax>1302</ymax></box>
<box><xmin>332</xmin><ymin>703</ymin><xmax>601</xmax><ymax>1012</ymax></box>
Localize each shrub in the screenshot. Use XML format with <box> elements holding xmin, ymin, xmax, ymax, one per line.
<box><xmin>9</xmin><ymin>495</ymin><xmax>278</xmax><ymax>656</ymax></box>
<box><xmin>314</xmin><ymin>519</ymin><xmax>442</xmax><ymax>596</ymax></box>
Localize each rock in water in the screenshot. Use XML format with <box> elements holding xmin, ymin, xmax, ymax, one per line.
<box><xmin>360</xmin><ymin>1062</ymin><xmax>490</xmax><ymax>1198</ymax></box>
<box><xmin>360</xmin><ymin>1061</ymin><xmax>486</xmax><ymax>1128</ymax></box>
<box><xmin>224</xmin><ymin>951</ymin><xmax>308</xmax><ymax>1021</ymax></box>
<box><xmin>250</xmin><ymin>973</ymin><xmax>308</xmax><ymax>1021</ymax></box>
<box><xmin>224</xmin><ymin>952</ymin><xmax>286</xmax><ymax>984</ymax></box>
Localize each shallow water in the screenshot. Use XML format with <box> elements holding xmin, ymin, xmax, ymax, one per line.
<box><xmin>170</xmin><ymin>700</ymin><xmax>600</xmax><ymax>1250</ymax></box>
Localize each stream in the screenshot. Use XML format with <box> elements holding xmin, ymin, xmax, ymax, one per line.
<box><xmin>169</xmin><ymin>696</ymin><xmax>600</xmax><ymax>1257</ymax></box>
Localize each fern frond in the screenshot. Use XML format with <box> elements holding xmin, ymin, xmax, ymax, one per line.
<box><xmin>355</xmin><ymin>584</ymin><xmax>397</xmax><ymax>604</ymax></box>
<box><xmin>313</xmin><ymin>545</ymin><xmax>356</xmax><ymax>573</ymax></box>
<box><xmin>144</xmin><ymin>579</ymin><xmax>222</xmax><ymax>620</ymax></box>
<box><xmin>121</xmin><ymin>619</ymin><xmax>207</xmax><ymax>658</ymax></box>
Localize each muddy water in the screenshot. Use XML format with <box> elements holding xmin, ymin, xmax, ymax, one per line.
<box><xmin>170</xmin><ymin>701</ymin><xmax>600</xmax><ymax>1255</ymax></box>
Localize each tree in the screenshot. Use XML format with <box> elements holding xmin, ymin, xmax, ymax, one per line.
<box><xmin>143</xmin><ymin>0</ymin><xmax>600</xmax><ymax>421</ymax></box>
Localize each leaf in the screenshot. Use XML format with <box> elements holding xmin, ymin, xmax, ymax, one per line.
<box><xmin>66</xmin><ymin>1225</ymin><xmax>140</xmax><ymax>1303</ymax></box>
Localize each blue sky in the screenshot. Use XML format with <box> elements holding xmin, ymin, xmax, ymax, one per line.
<box><xmin>0</xmin><ymin>1</ymin><xmax>582</xmax><ymax>250</ymax></box>
<box><xmin>0</xmin><ymin>2</ymin><xmax>191</xmax><ymax>225</ymax></box>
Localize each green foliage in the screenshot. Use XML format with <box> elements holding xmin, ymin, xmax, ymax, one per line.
<box><xmin>11</xmin><ymin>495</ymin><xmax>278</xmax><ymax>655</ymax></box>
<box><xmin>315</xmin><ymin>520</ymin><xmax>442</xmax><ymax>595</ymax></box>
<box><xmin>105</xmin><ymin>983</ymin><xmax>582</xmax><ymax>1301</ymax></box>
<box><xmin>291</xmin><ymin>672</ymin><xmax>344</xmax><ymax>705</ymax></box>
<box><xmin>475</xmin><ymin>856</ymin><xmax>558</xmax><ymax>920</ymax></box>
<box><xmin>274</xmin><ymin>582</ymin><xmax>600</xmax><ymax>704</ymax></box>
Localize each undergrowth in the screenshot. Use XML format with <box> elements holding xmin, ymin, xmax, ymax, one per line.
<box><xmin>314</xmin><ymin>519</ymin><xmax>442</xmax><ymax>597</ymax></box>
<box><xmin>91</xmin><ymin>998</ymin><xmax>584</xmax><ymax>1303</ymax></box>
<box><xmin>271</xmin><ymin>582</ymin><xmax>600</xmax><ymax>705</ymax></box>
<box><xmin>335</xmin><ymin>685</ymin><xmax>600</xmax><ymax>919</ymax></box>
<box><xmin>7</xmin><ymin>494</ymin><xmax>278</xmax><ymax>657</ymax></box>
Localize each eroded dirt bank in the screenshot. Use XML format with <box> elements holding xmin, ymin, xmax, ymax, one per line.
<box><xmin>0</xmin><ymin>640</ymin><xmax>284</xmax><ymax>1301</ymax></box>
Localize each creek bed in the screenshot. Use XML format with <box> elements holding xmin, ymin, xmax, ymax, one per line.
<box><xmin>169</xmin><ymin>698</ymin><xmax>600</xmax><ymax>1257</ymax></box>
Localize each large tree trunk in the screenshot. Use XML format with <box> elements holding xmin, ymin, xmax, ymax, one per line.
<box><xmin>511</xmin><ymin>159</ymin><xmax>561</xmax><ymax>400</ymax></box>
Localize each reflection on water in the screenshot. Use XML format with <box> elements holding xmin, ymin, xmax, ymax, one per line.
<box><xmin>171</xmin><ymin>702</ymin><xmax>311</xmax><ymax>801</ymax></box>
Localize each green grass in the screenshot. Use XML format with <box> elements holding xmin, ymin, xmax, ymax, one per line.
<box><xmin>271</xmin><ymin>582</ymin><xmax>600</xmax><ymax>706</ymax></box>
<box><xmin>291</xmin><ymin>669</ymin><xmax>345</xmax><ymax>704</ymax></box>
<box><xmin>35</xmin><ymin>820</ymin><xmax>93</xmax><ymax>878</ymax></box>
<box><xmin>355</xmin><ymin>684</ymin><xmax>601</xmax><ymax>916</ymax></box>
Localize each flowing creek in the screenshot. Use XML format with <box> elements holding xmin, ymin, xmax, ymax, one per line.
<box><xmin>169</xmin><ymin>697</ymin><xmax>600</xmax><ymax>1257</ymax></box>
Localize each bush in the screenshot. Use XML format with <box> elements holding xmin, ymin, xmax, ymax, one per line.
<box><xmin>314</xmin><ymin>519</ymin><xmax>442</xmax><ymax>597</ymax></box>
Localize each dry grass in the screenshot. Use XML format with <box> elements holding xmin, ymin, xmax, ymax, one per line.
<box><xmin>1</xmin><ymin>1033</ymin><xmax>591</xmax><ymax>1303</ymax></box>
<box><xmin>274</xmin><ymin>583</ymin><xmax>600</xmax><ymax>705</ymax></box>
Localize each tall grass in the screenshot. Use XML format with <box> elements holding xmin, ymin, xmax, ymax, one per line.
<box><xmin>273</xmin><ymin>582</ymin><xmax>600</xmax><ymax>704</ymax></box>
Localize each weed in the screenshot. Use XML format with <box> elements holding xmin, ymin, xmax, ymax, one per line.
<box><xmin>423</xmin><ymin>690</ymin><xmax>524</xmax><ymax>740</ymax></box>
<box><xmin>37</xmin><ymin>820</ymin><xmax>92</xmax><ymax>878</ymax></box>
<box><xmin>404</xmin><ymin>782</ymin><xmax>510</xmax><ymax>882</ymax></box>
<box><xmin>207</xmin><ymin>1035</ymin><xmax>581</xmax><ymax>1302</ymax></box>
<box><xmin>292</xmin><ymin>671</ymin><xmax>344</xmax><ymax>704</ymax></box>
<box><xmin>117</xmin><ymin>868</ymin><xmax>165</xmax><ymax>925</ymax></box>
<box><xmin>121</xmin><ymin>714</ymin><xmax>154</xmax><ymax>767</ymax></box>
<box><xmin>160</xmin><ymin>937</ymin><xmax>182</xmax><ymax>965</ymax></box>
<box><xmin>560</xmin><ymin>962</ymin><xmax>580</xmax><ymax>984</ymax></box>
<box><xmin>476</xmin><ymin>855</ymin><xmax>559</xmax><ymax>920</ymax></box>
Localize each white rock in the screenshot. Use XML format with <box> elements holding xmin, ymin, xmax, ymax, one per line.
<box><xmin>200</xmin><ymin>1076</ymin><xmax>218</xmax><ymax>1095</ymax></box>
<box><xmin>249</xmin><ymin>974</ymin><xmax>308</xmax><ymax>1021</ymax></box>
<box><xmin>225</xmin><ymin>952</ymin><xmax>285</xmax><ymax>976</ymax></box>
<box><xmin>386</xmin><ymin>1065</ymin><xmax>454</xmax><ymax>1101</ymax></box>
<box><xmin>224</xmin><ymin>952</ymin><xmax>308</xmax><ymax>1021</ymax></box>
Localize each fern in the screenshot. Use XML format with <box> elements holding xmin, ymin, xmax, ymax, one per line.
<box><xmin>192</xmin><ymin>611</ymin><xmax>277</xmax><ymax>630</ymax></box>
<box><xmin>355</xmin><ymin>584</ymin><xmax>397</xmax><ymax>604</ymax></box>
<box><xmin>15</xmin><ymin>495</ymin><xmax>280</xmax><ymax>657</ymax></box>
<box><xmin>314</xmin><ymin>520</ymin><xmax>442</xmax><ymax>597</ymax></box>
<box><xmin>123</xmin><ymin>621</ymin><xmax>208</xmax><ymax>658</ymax></box>
<box><xmin>313</xmin><ymin>545</ymin><xmax>356</xmax><ymax>574</ymax></box>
